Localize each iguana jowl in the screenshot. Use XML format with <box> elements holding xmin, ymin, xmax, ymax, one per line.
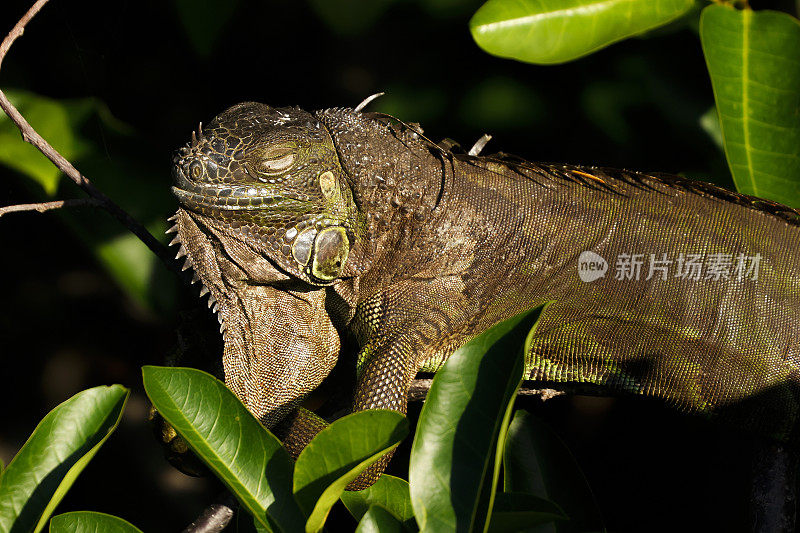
<box><xmin>169</xmin><ymin>100</ymin><xmax>800</xmax><ymax>488</ymax></box>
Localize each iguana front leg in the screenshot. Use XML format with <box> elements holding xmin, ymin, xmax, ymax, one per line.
<box><xmin>278</xmin><ymin>281</ymin><xmax>468</xmax><ymax>489</ymax></box>
<box><xmin>273</xmin><ymin>330</ymin><xmax>418</xmax><ymax>490</ymax></box>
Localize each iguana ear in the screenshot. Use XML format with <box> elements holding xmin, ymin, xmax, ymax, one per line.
<box><xmin>312</xmin><ymin>227</ymin><xmax>349</xmax><ymax>280</ymax></box>
<box><xmin>287</xmin><ymin>169</ymin><xmax>353</xmax><ymax>283</ymax></box>
<box><xmin>290</xmin><ymin>225</ymin><xmax>350</xmax><ymax>282</ymax></box>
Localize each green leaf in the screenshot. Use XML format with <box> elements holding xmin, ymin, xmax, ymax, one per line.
<box><xmin>174</xmin><ymin>0</ymin><xmax>240</xmax><ymax>57</ymax></box>
<box><xmin>50</xmin><ymin>511</ymin><xmax>143</xmax><ymax>533</ymax></box>
<box><xmin>340</xmin><ymin>474</ymin><xmax>416</xmax><ymax>530</ymax></box>
<box><xmin>699</xmin><ymin>105</ymin><xmax>724</xmax><ymax>151</ymax></box>
<box><xmin>355</xmin><ymin>505</ymin><xmax>404</xmax><ymax>533</ymax></box>
<box><xmin>94</xmin><ymin>227</ymin><xmax>160</xmax><ymax>312</ymax></box>
<box><xmin>293</xmin><ymin>410</ymin><xmax>409</xmax><ymax>533</ymax></box>
<box><xmin>141</xmin><ymin>366</ymin><xmax>303</xmax><ymax>532</ymax></box>
<box><xmin>470</xmin><ymin>0</ymin><xmax>698</xmax><ymax>65</ymax></box>
<box><xmin>458</xmin><ymin>76</ymin><xmax>545</xmax><ymax>129</ymax></box>
<box><xmin>700</xmin><ymin>6</ymin><xmax>800</xmax><ymax>207</ymax></box>
<box><xmin>409</xmin><ymin>304</ymin><xmax>549</xmax><ymax>533</ymax></box>
<box><xmin>308</xmin><ymin>0</ymin><xmax>397</xmax><ymax>36</ymax></box>
<box><xmin>0</xmin><ymin>385</ymin><xmax>128</xmax><ymax>533</ymax></box>
<box><xmin>503</xmin><ymin>411</ymin><xmax>603</xmax><ymax>533</ymax></box>
<box><xmin>488</xmin><ymin>492</ymin><xmax>566</xmax><ymax>532</ymax></box>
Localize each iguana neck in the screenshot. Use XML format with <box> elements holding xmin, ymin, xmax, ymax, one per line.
<box><xmin>318</xmin><ymin>109</ymin><xmax>443</xmax><ymax>214</ymax></box>
<box><xmin>317</xmin><ymin>108</ymin><xmax>449</xmax><ymax>288</ymax></box>
<box><xmin>170</xmin><ymin>208</ymin><xmax>341</xmax><ymax>427</ymax></box>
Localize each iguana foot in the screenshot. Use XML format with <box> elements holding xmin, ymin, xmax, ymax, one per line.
<box><xmin>147</xmin><ymin>404</ymin><xmax>209</xmax><ymax>477</ymax></box>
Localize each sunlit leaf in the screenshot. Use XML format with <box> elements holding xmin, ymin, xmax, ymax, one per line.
<box><xmin>700</xmin><ymin>6</ymin><xmax>800</xmax><ymax>207</ymax></box>
<box><xmin>0</xmin><ymin>386</ymin><xmax>128</xmax><ymax>533</ymax></box>
<box><xmin>142</xmin><ymin>366</ymin><xmax>304</xmax><ymax>532</ymax></box>
<box><xmin>50</xmin><ymin>511</ymin><xmax>143</xmax><ymax>533</ymax></box>
<box><xmin>293</xmin><ymin>410</ymin><xmax>409</xmax><ymax>533</ymax></box>
<box><xmin>409</xmin><ymin>304</ymin><xmax>549</xmax><ymax>533</ymax></box>
<box><xmin>355</xmin><ymin>505</ymin><xmax>403</xmax><ymax>533</ymax></box>
<box><xmin>470</xmin><ymin>0</ymin><xmax>697</xmax><ymax>64</ymax></box>
<box><xmin>339</xmin><ymin>474</ymin><xmax>416</xmax><ymax>530</ymax></box>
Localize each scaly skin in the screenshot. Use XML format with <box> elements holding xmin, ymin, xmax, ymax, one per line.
<box><xmin>169</xmin><ymin>102</ymin><xmax>800</xmax><ymax>489</ymax></box>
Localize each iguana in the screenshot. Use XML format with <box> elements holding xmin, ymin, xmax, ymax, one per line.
<box><xmin>167</xmin><ymin>99</ymin><xmax>800</xmax><ymax>489</ymax></box>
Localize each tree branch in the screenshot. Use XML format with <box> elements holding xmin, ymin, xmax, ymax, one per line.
<box><xmin>182</xmin><ymin>492</ymin><xmax>237</xmax><ymax>533</ymax></box>
<box><xmin>0</xmin><ymin>0</ymin><xmax>184</xmax><ymax>277</ymax></box>
<box><xmin>407</xmin><ymin>378</ymin><xmax>565</xmax><ymax>402</ymax></box>
<box><xmin>0</xmin><ymin>198</ymin><xmax>101</xmax><ymax>217</ymax></box>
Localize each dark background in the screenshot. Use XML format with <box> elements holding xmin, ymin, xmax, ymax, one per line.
<box><xmin>1</xmin><ymin>0</ymin><xmax>798</xmax><ymax>530</ymax></box>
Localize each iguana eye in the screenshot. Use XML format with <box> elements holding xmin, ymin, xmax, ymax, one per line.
<box><xmin>261</xmin><ymin>152</ymin><xmax>295</xmax><ymax>173</ymax></box>
<box><xmin>188</xmin><ymin>160</ymin><xmax>203</xmax><ymax>179</ymax></box>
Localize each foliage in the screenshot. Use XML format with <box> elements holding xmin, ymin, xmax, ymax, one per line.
<box><xmin>700</xmin><ymin>6</ymin><xmax>800</xmax><ymax>204</ymax></box>
<box><xmin>470</xmin><ymin>0</ymin><xmax>800</xmax><ymax>207</ymax></box>
<box><xmin>0</xmin><ymin>386</ymin><xmax>128</xmax><ymax>533</ymax></box>
<box><xmin>144</xmin><ymin>366</ymin><xmax>408</xmax><ymax>533</ymax></box>
<box><xmin>409</xmin><ymin>305</ymin><xmax>553</xmax><ymax>532</ymax></box>
<box><xmin>142</xmin><ymin>366</ymin><xmax>304</xmax><ymax>531</ymax></box>
<box><xmin>1</xmin><ymin>305</ymin><xmax>586</xmax><ymax>532</ymax></box>
<box><xmin>339</xmin><ymin>474</ymin><xmax>415</xmax><ymax>529</ymax></box>
<box><xmin>0</xmin><ymin>91</ymin><xmax>97</xmax><ymax>196</ymax></box>
<box><xmin>471</xmin><ymin>0</ymin><xmax>699</xmax><ymax>65</ymax></box>
<box><xmin>503</xmin><ymin>411</ymin><xmax>603</xmax><ymax>533</ymax></box>
<box><xmin>138</xmin><ymin>307</ymin><xmax>575</xmax><ymax>533</ymax></box>
<box><xmin>49</xmin><ymin>511</ymin><xmax>143</xmax><ymax>533</ymax></box>
<box><xmin>0</xmin><ymin>89</ymin><xmax>174</xmax><ymax>311</ymax></box>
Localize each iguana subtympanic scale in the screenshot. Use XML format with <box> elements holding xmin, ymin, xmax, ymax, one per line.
<box><xmin>168</xmin><ymin>101</ymin><xmax>800</xmax><ymax>488</ymax></box>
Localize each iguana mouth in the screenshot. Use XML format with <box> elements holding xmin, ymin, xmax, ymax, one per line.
<box><xmin>171</xmin><ymin>166</ymin><xmax>311</xmax><ymax>212</ymax></box>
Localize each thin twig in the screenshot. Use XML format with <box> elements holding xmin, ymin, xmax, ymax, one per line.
<box><xmin>0</xmin><ymin>0</ymin><xmax>183</xmax><ymax>277</ymax></box>
<box><xmin>0</xmin><ymin>198</ymin><xmax>100</xmax><ymax>217</ymax></box>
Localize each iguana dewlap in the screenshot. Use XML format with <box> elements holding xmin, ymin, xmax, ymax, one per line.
<box><xmin>169</xmin><ymin>101</ymin><xmax>800</xmax><ymax>487</ymax></box>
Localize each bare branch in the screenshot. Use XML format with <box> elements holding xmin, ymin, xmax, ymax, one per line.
<box><xmin>408</xmin><ymin>378</ymin><xmax>434</xmax><ymax>402</ymax></box>
<box><xmin>0</xmin><ymin>198</ymin><xmax>101</xmax><ymax>217</ymax></box>
<box><xmin>0</xmin><ymin>0</ymin><xmax>184</xmax><ymax>278</ymax></box>
<box><xmin>408</xmin><ymin>378</ymin><xmax>565</xmax><ymax>402</ymax></box>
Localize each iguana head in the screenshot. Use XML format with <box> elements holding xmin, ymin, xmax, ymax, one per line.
<box><xmin>169</xmin><ymin>102</ymin><xmax>361</xmax><ymax>427</ymax></box>
<box><xmin>171</xmin><ymin>102</ymin><xmax>356</xmax><ymax>285</ymax></box>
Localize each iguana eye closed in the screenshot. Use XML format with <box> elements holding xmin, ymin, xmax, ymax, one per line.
<box><xmin>261</xmin><ymin>152</ymin><xmax>295</xmax><ymax>173</ymax></box>
<box><xmin>253</xmin><ymin>143</ymin><xmax>296</xmax><ymax>175</ymax></box>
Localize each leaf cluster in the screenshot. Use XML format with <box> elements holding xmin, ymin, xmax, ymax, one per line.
<box><xmin>0</xmin><ymin>306</ymin><xmax>604</xmax><ymax>533</ymax></box>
